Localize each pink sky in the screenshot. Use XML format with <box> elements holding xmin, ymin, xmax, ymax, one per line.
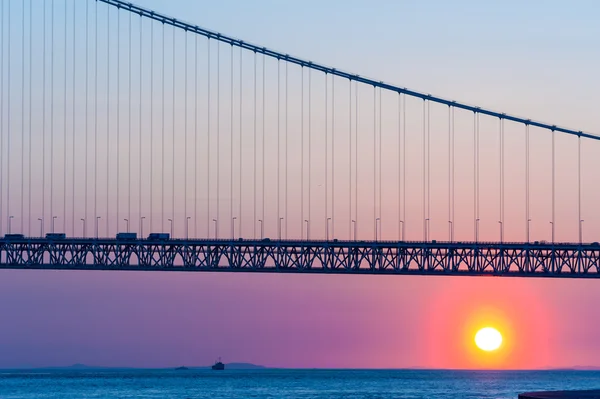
<box><xmin>0</xmin><ymin>269</ymin><xmax>598</xmax><ymax>369</ymax></box>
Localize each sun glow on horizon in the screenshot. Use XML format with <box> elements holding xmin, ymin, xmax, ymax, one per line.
<box><xmin>474</xmin><ymin>327</ymin><xmax>503</xmax><ymax>351</ymax></box>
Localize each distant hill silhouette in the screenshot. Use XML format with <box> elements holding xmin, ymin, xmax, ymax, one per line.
<box><xmin>549</xmin><ymin>366</ymin><xmax>600</xmax><ymax>371</ymax></box>
<box><xmin>222</xmin><ymin>363</ymin><xmax>265</xmax><ymax>370</ymax></box>
<box><xmin>2</xmin><ymin>362</ymin><xmax>266</xmax><ymax>371</ymax></box>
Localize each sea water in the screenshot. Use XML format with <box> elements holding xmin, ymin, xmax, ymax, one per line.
<box><xmin>1</xmin><ymin>369</ymin><xmax>600</xmax><ymax>398</ymax></box>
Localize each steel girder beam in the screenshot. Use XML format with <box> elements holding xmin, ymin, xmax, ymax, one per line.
<box><xmin>1</xmin><ymin>238</ymin><xmax>600</xmax><ymax>278</ymax></box>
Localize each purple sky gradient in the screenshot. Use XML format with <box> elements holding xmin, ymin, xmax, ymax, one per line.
<box><xmin>1</xmin><ymin>0</ymin><xmax>600</xmax><ymax>369</ymax></box>
<box><xmin>1</xmin><ymin>270</ymin><xmax>600</xmax><ymax>369</ymax></box>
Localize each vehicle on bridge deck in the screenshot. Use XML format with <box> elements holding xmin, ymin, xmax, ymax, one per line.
<box><xmin>147</xmin><ymin>233</ymin><xmax>170</xmax><ymax>240</ymax></box>
<box><xmin>45</xmin><ymin>233</ymin><xmax>66</xmax><ymax>240</ymax></box>
<box><xmin>116</xmin><ymin>232</ymin><xmax>137</xmax><ymax>240</ymax></box>
<box><xmin>4</xmin><ymin>234</ymin><xmax>25</xmax><ymax>240</ymax></box>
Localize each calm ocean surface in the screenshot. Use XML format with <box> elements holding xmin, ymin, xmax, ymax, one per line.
<box><xmin>1</xmin><ymin>369</ymin><xmax>600</xmax><ymax>398</ymax></box>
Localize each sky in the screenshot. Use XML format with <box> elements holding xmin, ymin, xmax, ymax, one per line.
<box><xmin>0</xmin><ymin>0</ymin><xmax>600</xmax><ymax>369</ymax></box>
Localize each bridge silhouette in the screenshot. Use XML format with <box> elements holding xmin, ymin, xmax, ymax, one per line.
<box><xmin>0</xmin><ymin>0</ymin><xmax>598</xmax><ymax>277</ymax></box>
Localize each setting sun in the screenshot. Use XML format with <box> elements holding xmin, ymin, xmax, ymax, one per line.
<box><xmin>474</xmin><ymin>327</ymin><xmax>503</xmax><ymax>351</ymax></box>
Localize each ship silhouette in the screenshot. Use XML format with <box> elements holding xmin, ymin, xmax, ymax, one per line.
<box><xmin>211</xmin><ymin>358</ymin><xmax>225</xmax><ymax>370</ymax></box>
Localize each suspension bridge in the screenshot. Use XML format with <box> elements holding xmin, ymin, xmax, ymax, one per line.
<box><xmin>0</xmin><ymin>0</ymin><xmax>598</xmax><ymax>277</ymax></box>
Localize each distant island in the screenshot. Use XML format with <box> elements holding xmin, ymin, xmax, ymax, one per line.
<box><xmin>0</xmin><ymin>362</ymin><xmax>266</xmax><ymax>371</ymax></box>
<box><xmin>549</xmin><ymin>366</ymin><xmax>600</xmax><ymax>371</ymax></box>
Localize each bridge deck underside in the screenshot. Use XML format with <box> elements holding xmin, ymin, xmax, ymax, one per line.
<box><xmin>1</xmin><ymin>239</ymin><xmax>599</xmax><ymax>278</ymax></box>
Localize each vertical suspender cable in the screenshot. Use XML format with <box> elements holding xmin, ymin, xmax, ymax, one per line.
<box><xmin>552</xmin><ymin>128</ymin><xmax>555</xmax><ymax>242</ymax></box>
<box><xmin>277</xmin><ymin>60</ymin><xmax>280</xmax><ymax>234</ymax></box>
<box><xmin>94</xmin><ymin>0</ymin><xmax>98</xmax><ymax>231</ymax></box>
<box><xmin>501</xmin><ymin>118</ymin><xmax>504</xmax><ymax>238</ymax></box>
<box><xmin>127</xmin><ymin>9</ymin><xmax>131</xmax><ymax>232</ymax></box>
<box><xmin>0</xmin><ymin>0</ymin><xmax>4</xmax><ymax>235</ymax></box>
<box><xmin>6</xmin><ymin>0</ymin><xmax>12</xmax><ymax>231</ymax></box>
<box><xmin>427</xmin><ymin>100</ymin><xmax>431</xmax><ymax>239</ymax></box>
<box><xmin>472</xmin><ymin>112</ymin><xmax>476</xmax><ymax>240</ymax></box>
<box><xmin>217</xmin><ymin>38</ymin><xmax>222</xmax><ymax>238</ymax></box>
<box><xmin>194</xmin><ymin>34</ymin><xmax>198</xmax><ymax>237</ymax></box>
<box><xmin>238</xmin><ymin>46</ymin><xmax>242</xmax><ymax>237</ymax></box>
<box><xmin>284</xmin><ymin>62</ymin><xmax>288</xmax><ymax>238</ymax></box>
<box><xmin>139</xmin><ymin>14</ymin><xmax>143</xmax><ymax>234</ymax></box>
<box><xmin>448</xmin><ymin>106</ymin><xmax>451</xmax><ymax>240</ymax></box>
<box><xmin>374</xmin><ymin>87</ymin><xmax>379</xmax><ymax>239</ymax></box>
<box><xmin>50</xmin><ymin>0</ymin><xmax>54</xmax><ymax>231</ymax></box>
<box><xmin>578</xmin><ymin>135</ymin><xmax>581</xmax><ymax>243</ymax></box>
<box><xmin>325</xmin><ymin>73</ymin><xmax>328</xmax><ymax>238</ymax></box>
<box><xmin>451</xmin><ymin>107</ymin><xmax>455</xmax><ymax>240</ymax></box>
<box><xmin>500</xmin><ymin>118</ymin><xmax>504</xmax><ymax>238</ymax></box>
<box><xmin>349</xmin><ymin>79</ymin><xmax>352</xmax><ymax>239</ymax></box>
<box><xmin>229</xmin><ymin>44</ymin><xmax>233</xmax><ymax>237</ymax></box>
<box><xmin>263</xmin><ymin>54</ymin><xmax>266</xmax><ymax>236</ymax></box>
<box><xmin>7</xmin><ymin>0</ymin><xmax>11</xmax><ymax>230</ymax></box>
<box><xmin>253</xmin><ymin>51</ymin><xmax>256</xmax><ymax>238</ymax></box>
<box><xmin>161</xmin><ymin>23</ymin><xmax>165</xmax><ymax>234</ymax></box>
<box><xmin>308</xmin><ymin>68</ymin><xmax>311</xmax><ymax>237</ymax></box>
<box><xmin>379</xmin><ymin>87</ymin><xmax>382</xmax><ymax>238</ymax></box>
<box><xmin>402</xmin><ymin>94</ymin><xmax>406</xmax><ymax>239</ymax></box>
<box><xmin>149</xmin><ymin>17</ymin><xmax>153</xmax><ymax>232</ymax></box>
<box><xmin>476</xmin><ymin>113</ymin><xmax>481</xmax><ymax>242</ymax></box>
<box><xmin>399</xmin><ymin>95</ymin><xmax>402</xmax><ymax>240</ymax></box>
<box><xmin>332</xmin><ymin>75</ymin><xmax>335</xmax><ymax>239</ymax></box>
<box><xmin>85</xmin><ymin>0</ymin><xmax>89</xmax><ymax>236</ymax></box>
<box><xmin>106</xmin><ymin>5</ymin><xmax>111</xmax><ymax>235</ymax></box>
<box><xmin>217</xmin><ymin>40</ymin><xmax>224</xmax><ymax>237</ymax></box>
<box><xmin>172</xmin><ymin>26</ymin><xmax>176</xmax><ymax>234</ymax></box>
<box><xmin>301</xmin><ymin>67</ymin><xmax>304</xmax><ymax>238</ymax></box>
<box><xmin>115</xmin><ymin>10</ymin><xmax>120</xmax><ymax>234</ymax></box>
<box><xmin>61</xmin><ymin>0</ymin><xmax>66</xmax><ymax>233</ymax></box>
<box><xmin>422</xmin><ymin>101</ymin><xmax>426</xmax><ymax>241</ymax></box>
<box><xmin>206</xmin><ymin>39</ymin><xmax>210</xmax><ymax>237</ymax></box>
<box><xmin>71</xmin><ymin>0</ymin><xmax>76</xmax><ymax>235</ymax></box>
<box><xmin>21</xmin><ymin>0</ymin><xmax>26</xmax><ymax>233</ymax></box>
<box><xmin>525</xmin><ymin>124</ymin><xmax>530</xmax><ymax>241</ymax></box>
<box><xmin>30</xmin><ymin>0</ymin><xmax>34</xmax><ymax>235</ymax></box>
<box><xmin>184</xmin><ymin>32</ymin><xmax>189</xmax><ymax>234</ymax></box>
<box><xmin>477</xmin><ymin>113</ymin><xmax>480</xmax><ymax>240</ymax></box>
<box><xmin>355</xmin><ymin>83</ymin><xmax>358</xmax><ymax>238</ymax></box>
<box><xmin>498</xmin><ymin>118</ymin><xmax>502</xmax><ymax>237</ymax></box>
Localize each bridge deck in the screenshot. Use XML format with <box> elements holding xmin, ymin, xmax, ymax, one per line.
<box><xmin>1</xmin><ymin>238</ymin><xmax>599</xmax><ymax>277</ymax></box>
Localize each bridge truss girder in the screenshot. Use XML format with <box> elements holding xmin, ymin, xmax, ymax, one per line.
<box><xmin>1</xmin><ymin>239</ymin><xmax>599</xmax><ymax>277</ymax></box>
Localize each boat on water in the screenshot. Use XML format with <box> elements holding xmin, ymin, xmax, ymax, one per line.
<box><xmin>211</xmin><ymin>358</ymin><xmax>225</xmax><ymax>370</ymax></box>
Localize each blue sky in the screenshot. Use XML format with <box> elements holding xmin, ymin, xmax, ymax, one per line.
<box><xmin>138</xmin><ymin>0</ymin><xmax>600</xmax><ymax>132</ymax></box>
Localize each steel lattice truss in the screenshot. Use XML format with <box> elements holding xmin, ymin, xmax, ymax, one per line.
<box><xmin>1</xmin><ymin>238</ymin><xmax>600</xmax><ymax>278</ymax></box>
